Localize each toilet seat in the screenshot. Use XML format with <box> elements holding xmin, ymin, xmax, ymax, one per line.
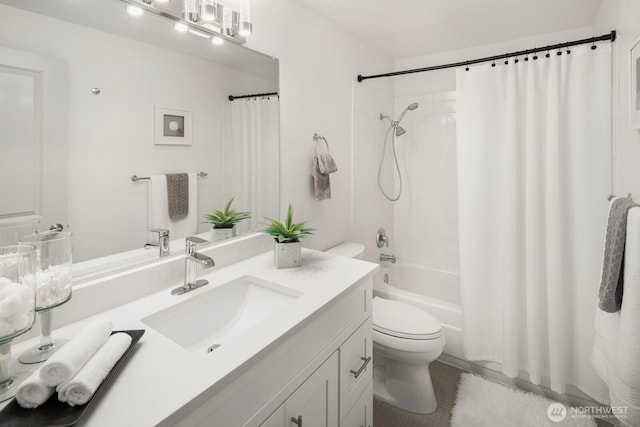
<box><xmin>373</xmin><ymin>297</ymin><xmax>443</xmax><ymax>340</ymax></box>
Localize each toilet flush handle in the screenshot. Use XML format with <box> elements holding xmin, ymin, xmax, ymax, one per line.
<box><xmin>350</xmin><ymin>356</ymin><xmax>372</xmax><ymax>379</ymax></box>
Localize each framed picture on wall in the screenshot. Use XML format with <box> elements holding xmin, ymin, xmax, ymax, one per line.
<box><xmin>154</xmin><ymin>106</ymin><xmax>192</xmax><ymax>145</ymax></box>
<box><xmin>630</xmin><ymin>37</ymin><xmax>640</xmax><ymax>129</ymax></box>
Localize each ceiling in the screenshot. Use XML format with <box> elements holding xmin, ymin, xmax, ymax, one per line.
<box><xmin>298</xmin><ymin>0</ymin><xmax>603</xmax><ymax>59</ymax></box>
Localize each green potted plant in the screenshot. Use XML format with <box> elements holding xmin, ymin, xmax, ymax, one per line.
<box><xmin>202</xmin><ymin>197</ymin><xmax>251</xmax><ymax>242</ymax></box>
<box><xmin>262</xmin><ymin>204</ymin><xmax>314</xmax><ymax>269</ymax></box>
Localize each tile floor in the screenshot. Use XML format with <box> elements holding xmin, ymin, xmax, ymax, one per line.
<box><xmin>372</xmin><ymin>360</ymin><xmax>615</xmax><ymax>427</ymax></box>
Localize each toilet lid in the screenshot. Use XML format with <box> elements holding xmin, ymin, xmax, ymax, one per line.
<box><xmin>373</xmin><ymin>297</ymin><xmax>442</xmax><ymax>339</ymax></box>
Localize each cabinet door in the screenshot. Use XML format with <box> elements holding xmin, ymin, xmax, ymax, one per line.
<box><xmin>339</xmin><ymin>318</ymin><xmax>373</xmax><ymax>421</ymax></box>
<box><xmin>341</xmin><ymin>381</ymin><xmax>373</xmax><ymax>427</ymax></box>
<box><xmin>285</xmin><ymin>351</ymin><xmax>339</xmax><ymax>427</ymax></box>
<box><xmin>260</xmin><ymin>404</ymin><xmax>285</xmax><ymax>427</ymax></box>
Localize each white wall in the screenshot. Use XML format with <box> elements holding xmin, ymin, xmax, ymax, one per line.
<box><xmin>246</xmin><ymin>0</ymin><xmax>394</xmax><ymax>251</ymax></box>
<box><xmin>393</xmin><ymin>90</ymin><xmax>458</xmax><ymax>272</ymax></box>
<box><xmin>594</xmin><ymin>0</ymin><xmax>640</xmax><ymax>200</ymax></box>
<box><xmin>391</xmin><ymin>27</ymin><xmax>596</xmax><ymax>276</ymax></box>
<box><xmin>0</xmin><ymin>5</ymin><xmax>275</xmax><ymax>261</ymax></box>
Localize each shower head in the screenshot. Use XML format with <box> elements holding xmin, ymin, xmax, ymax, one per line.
<box><xmin>397</xmin><ymin>102</ymin><xmax>419</xmax><ymax>123</ymax></box>
<box><xmin>395</xmin><ymin>126</ymin><xmax>406</xmax><ymax>137</ymax></box>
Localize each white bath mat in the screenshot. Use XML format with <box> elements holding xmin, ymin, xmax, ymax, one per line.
<box><xmin>451</xmin><ymin>373</ymin><xmax>596</xmax><ymax>427</ymax></box>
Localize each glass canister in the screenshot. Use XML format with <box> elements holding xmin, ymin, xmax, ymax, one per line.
<box><xmin>17</xmin><ymin>231</ymin><xmax>72</xmax><ymax>364</ymax></box>
<box><xmin>0</xmin><ymin>245</ymin><xmax>36</xmax><ymax>401</ymax></box>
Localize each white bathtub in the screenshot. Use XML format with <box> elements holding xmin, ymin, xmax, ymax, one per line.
<box><xmin>373</xmin><ymin>263</ymin><xmax>464</xmax><ymax>359</ymax></box>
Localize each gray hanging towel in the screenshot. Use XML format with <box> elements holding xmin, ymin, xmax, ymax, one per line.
<box><xmin>312</xmin><ymin>158</ymin><xmax>331</xmax><ymax>201</ymax></box>
<box><xmin>599</xmin><ymin>197</ymin><xmax>639</xmax><ymax>312</ymax></box>
<box><xmin>166</xmin><ymin>173</ymin><xmax>189</xmax><ymax>219</ymax></box>
<box><xmin>315</xmin><ymin>135</ymin><xmax>338</xmax><ymax>174</ymax></box>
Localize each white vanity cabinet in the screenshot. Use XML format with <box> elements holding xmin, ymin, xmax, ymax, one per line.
<box><xmin>257</xmin><ymin>318</ymin><xmax>373</xmax><ymax>427</ymax></box>
<box><xmin>184</xmin><ymin>277</ymin><xmax>374</xmax><ymax>427</ymax></box>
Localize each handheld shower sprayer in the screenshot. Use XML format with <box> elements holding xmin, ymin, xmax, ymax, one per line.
<box><xmin>377</xmin><ymin>102</ymin><xmax>419</xmax><ymax>201</ymax></box>
<box><xmin>396</xmin><ymin>102</ymin><xmax>419</xmax><ymax>123</ymax></box>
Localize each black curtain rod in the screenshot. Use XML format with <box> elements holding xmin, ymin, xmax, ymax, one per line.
<box><xmin>228</xmin><ymin>92</ymin><xmax>278</xmax><ymax>101</ymax></box>
<box><xmin>357</xmin><ymin>30</ymin><xmax>616</xmax><ymax>82</ymax></box>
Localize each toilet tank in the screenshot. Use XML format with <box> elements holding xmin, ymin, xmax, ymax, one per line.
<box><xmin>325</xmin><ymin>242</ymin><xmax>365</xmax><ymax>259</ymax></box>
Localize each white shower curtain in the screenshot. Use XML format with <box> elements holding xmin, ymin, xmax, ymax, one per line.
<box><xmin>456</xmin><ymin>45</ymin><xmax>611</xmax><ymax>399</ymax></box>
<box><xmin>227</xmin><ymin>97</ymin><xmax>279</xmax><ymax>233</ymax></box>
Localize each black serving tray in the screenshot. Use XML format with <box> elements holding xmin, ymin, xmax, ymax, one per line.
<box><xmin>0</xmin><ymin>329</ymin><xmax>145</xmax><ymax>427</ymax></box>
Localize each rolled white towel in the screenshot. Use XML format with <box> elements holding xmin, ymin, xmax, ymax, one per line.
<box><xmin>57</xmin><ymin>332</ymin><xmax>132</xmax><ymax>406</ymax></box>
<box><xmin>15</xmin><ymin>368</ymin><xmax>55</xmax><ymax>409</ymax></box>
<box><xmin>39</xmin><ymin>318</ymin><xmax>112</xmax><ymax>387</ymax></box>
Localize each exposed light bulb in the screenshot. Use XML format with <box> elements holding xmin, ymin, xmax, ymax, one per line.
<box><xmin>183</xmin><ymin>0</ymin><xmax>200</xmax><ymax>22</ymax></box>
<box><xmin>126</xmin><ymin>5</ymin><xmax>144</xmax><ymax>16</ymax></box>
<box><xmin>211</xmin><ymin>36</ymin><xmax>224</xmax><ymax>45</ymax></box>
<box><xmin>174</xmin><ymin>22</ymin><xmax>189</xmax><ymax>32</ymax></box>
<box><xmin>239</xmin><ymin>0</ymin><xmax>252</xmax><ymax>36</ymax></box>
<box><xmin>200</xmin><ymin>0</ymin><xmax>216</xmax><ymax>22</ymax></box>
<box><xmin>222</xmin><ymin>7</ymin><xmax>239</xmax><ymax>36</ymax></box>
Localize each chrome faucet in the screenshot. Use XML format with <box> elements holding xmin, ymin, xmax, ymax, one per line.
<box><xmin>379</xmin><ymin>253</ymin><xmax>396</xmax><ymax>263</ymax></box>
<box><xmin>145</xmin><ymin>228</ymin><xmax>170</xmax><ymax>258</ymax></box>
<box><xmin>171</xmin><ymin>236</ymin><xmax>215</xmax><ymax>295</ymax></box>
<box><xmin>376</xmin><ymin>228</ymin><xmax>389</xmax><ymax>248</ymax></box>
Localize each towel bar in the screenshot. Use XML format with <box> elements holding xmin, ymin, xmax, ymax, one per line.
<box><xmin>131</xmin><ymin>172</ymin><xmax>208</xmax><ymax>182</ymax></box>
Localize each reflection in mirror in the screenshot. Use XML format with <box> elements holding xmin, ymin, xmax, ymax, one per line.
<box><xmin>0</xmin><ymin>0</ymin><xmax>279</xmax><ymax>279</ymax></box>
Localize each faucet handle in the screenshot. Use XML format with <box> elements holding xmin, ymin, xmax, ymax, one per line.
<box><xmin>186</xmin><ymin>235</ymin><xmax>208</xmax><ymax>245</ymax></box>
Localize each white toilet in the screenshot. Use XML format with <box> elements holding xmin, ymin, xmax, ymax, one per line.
<box><xmin>326</xmin><ymin>242</ymin><xmax>446</xmax><ymax>414</ymax></box>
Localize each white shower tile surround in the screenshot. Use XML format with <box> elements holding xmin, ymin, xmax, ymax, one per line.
<box><xmin>351</xmin><ymin>82</ymin><xmax>395</xmax><ymax>262</ymax></box>
<box><xmin>392</xmin><ymin>91</ymin><xmax>459</xmax><ymax>273</ymax></box>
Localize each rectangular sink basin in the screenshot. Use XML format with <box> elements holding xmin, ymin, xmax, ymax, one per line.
<box><xmin>142</xmin><ymin>275</ymin><xmax>303</xmax><ymax>352</ymax></box>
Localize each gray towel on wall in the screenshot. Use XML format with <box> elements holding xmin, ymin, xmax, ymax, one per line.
<box><xmin>166</xmin><ymin>173</ymin><xmax>189</xmax><ymax>220</ymax></box>
<box><xmin>599</xmin><ymin>197</ymin><xmax>639</xmax><ymax>312</ymax></box>
<box><xmin>312</xmin><ymin>159</ymin><xmax>331</xmax><ymax>201</ymax></box>
<box><xmin>317</xmin><ymin>153</ymin><xmax>338</xmax><ymax>174</ymax></box>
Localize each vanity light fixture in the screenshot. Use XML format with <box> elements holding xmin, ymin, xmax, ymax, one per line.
<box><xmin>211</xmin><ymin>36</ymin><xmax>224</xmax><ymax>45</ymax></box>
<box><xmin>174</xmin><ymin>22</ymin><xmax>189</xmax><ymax>32</ymax></box>
<box><xmin>120</xmin><ymin>0</ymin><xmax>250</xmax><ymax>44</ymax></box>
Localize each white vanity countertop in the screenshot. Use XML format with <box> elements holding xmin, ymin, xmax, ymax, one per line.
<box><xmin>3</xmin><ymin>249</ymin><xmax>379</xmax><ymax>426</ymax></box>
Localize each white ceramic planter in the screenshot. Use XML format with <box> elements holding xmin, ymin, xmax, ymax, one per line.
<box><xmin>274</xmin><ymin>241</ymin><xmax>302</xmax><ymax>269</ymax></box>
<box><xmin>210</xmin><ymin>225</ymin><xmax>237</xmax><ymax>242</ymax></box>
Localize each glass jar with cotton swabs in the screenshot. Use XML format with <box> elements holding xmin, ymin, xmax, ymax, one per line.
<box><xmin>17</xmin><ymin>231</ymin><xmax>73</xmax><ymax>364</ymax></box>
<box><xmin>0</xmin><ymin>245</ymin><xmax>36</xmax><ymax>402</ymax></box>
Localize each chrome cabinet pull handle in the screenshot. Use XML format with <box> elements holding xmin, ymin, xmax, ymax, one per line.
<box><xmin>350</xmin><ymin>356</ymin><xmax>372</xmax><ymax>379</ymax></box>
<box><xmin>291</xmin><ymin>415</ymin><xmax>302</xmax><ymax>426</ymax></box>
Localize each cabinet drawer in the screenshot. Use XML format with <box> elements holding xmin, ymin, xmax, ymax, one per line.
<box><xmin>341</xmin><ymin>381</ymin><xmax>372</xmax><ymax>427</ymax></box>
<box><xmin>339</xmin><ymin>317</ymin><xmax>372</xmax><ymax>421</ymax></box>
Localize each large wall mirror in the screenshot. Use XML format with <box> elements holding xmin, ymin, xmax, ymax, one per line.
<box><xmin>0</xmin><ymin>0</ymin><xmax>279</xmax><ymax>280</ymax></box>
